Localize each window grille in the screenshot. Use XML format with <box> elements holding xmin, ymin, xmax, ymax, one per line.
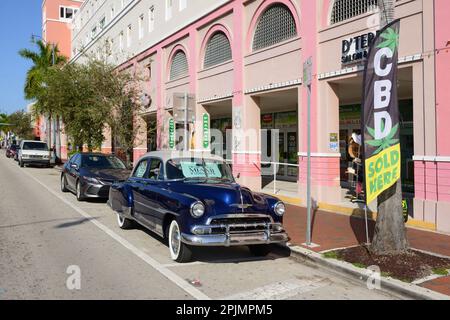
<box><xmin>170</xmin><ymin>50</ymin><xmax>188</xmax><ymax>80</ymax></box>
<box><xmin>330</xmin><ymin>0</ymin><xmax>379</xmax><ymax>25</ymax></box>
<box><xmin>252</xmin><ymin>4</ymin><xmax>297</xmax><ymax>51</ymax></box>
<box><xmin>204</xmin><ymin>32</ymin><xmax>232</xmax><ymax>69</ymax></box>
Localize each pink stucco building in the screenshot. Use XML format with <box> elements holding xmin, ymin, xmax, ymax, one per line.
<box><xmin>66</xmin><ymin>0</ymin><xmax>450</xmax><ymax>234</ymax></box>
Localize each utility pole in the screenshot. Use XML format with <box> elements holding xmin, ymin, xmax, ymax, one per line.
<box><xmin>303</xmin><ymin>57</ymin><xmax>313</xmax><ymax>246</ymax></box>
<box><xmin>184</xmin><ymin>92</ymin><xmax>189</xmax><ymax>151</ymax></box>
<box><xmin>371</xmin><ymin>0</ymin><xmax>408</xmax><ymax>254</ymax></box>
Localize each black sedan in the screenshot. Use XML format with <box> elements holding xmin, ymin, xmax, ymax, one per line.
<box><xmin>61</xmin><ymin>153</ymin><xmax>131</xmax><ymax>201</ymax></box>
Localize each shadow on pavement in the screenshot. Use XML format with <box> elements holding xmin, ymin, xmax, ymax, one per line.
<box><xmin>0</xmin><ymin>217</ymin><xmax>99</xmax><ymax>230</ymax></box>
<box><xmin>54</xmin><ymin>217</ymin><xmax>99</xmax><ymax>229</ymax></box>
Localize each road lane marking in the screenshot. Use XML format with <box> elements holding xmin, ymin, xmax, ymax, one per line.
<box><xmin>20</xmin><ymin>168</ymin><xmax>211</xmax><ymax>300</ymax></box>
<box><xmin>220</xmin><ymin>278</ymin><xmax>329</xmax><ymax>300</ymax></box>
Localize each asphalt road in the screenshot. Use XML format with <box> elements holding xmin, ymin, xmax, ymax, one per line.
<box><xmin>0</xmin><ymin>150</ymin><xmax>407</xmax><ymax>300</ymax></box>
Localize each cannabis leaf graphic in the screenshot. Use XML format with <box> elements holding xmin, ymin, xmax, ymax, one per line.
<box><xmin>377</xmin><ymin>27</ymin><xmax>399</xmax><ymax>52</ymax></box>
<box><xmin>365</xmin><ymin>124</ymin><xmax>400</xmax><ymax>156</ymax></box>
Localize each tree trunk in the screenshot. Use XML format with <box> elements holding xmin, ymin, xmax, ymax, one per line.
<box><xmin>371</xmin><ymin>180</ymin><xmax>409</xmax><ymax>255</ymax></box>
<box><xmin>371</xmin><ymin>0</ymin><xmax>409</xmax><ymax>255</ymax></box>
<box><xmin>48</xmin><ymin>114</ymin><xmax>52</xmax><ymax>160</ymax></box>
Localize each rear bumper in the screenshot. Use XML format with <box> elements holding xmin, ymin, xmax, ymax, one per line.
<box><xmin>181</xmin><ymin>223</ymin><xmax>289</xmax><ymax>247</ymax></box>
<box><xmin>22</xmin><ymin>159</ymin><xmax>50</xmax><ymax>166</ymax></box>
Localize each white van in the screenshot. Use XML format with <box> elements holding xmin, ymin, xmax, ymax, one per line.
<box><xmin>18</xmin><ymin>140</ymin><xmax>51</xmax><ymax>168</ymax></box>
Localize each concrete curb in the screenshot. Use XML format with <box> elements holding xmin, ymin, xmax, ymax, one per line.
<box><xmin>284</xmin><ymin>244</ymin><xmax>450</xmax><ymax>300</ymax></box>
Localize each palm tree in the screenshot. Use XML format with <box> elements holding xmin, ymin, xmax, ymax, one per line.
<box><xmin>0</xmin><ymin>113</ymin><xmax>10</xmax><ymax>133</ymax></box>
<box><xmin>19</xmin><ymin>40</ymin><xmax>67</xmax><ymax>100</ymax></box>
<box><xmin>19</xmin><ymin>40</ymin><xmax>67</xmax><ymax>160</ymax></box>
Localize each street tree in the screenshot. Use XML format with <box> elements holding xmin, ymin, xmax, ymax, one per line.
<box><xmin>41</xmin><ymin>61</ymin><xmax>110</xmax><ymax>152</ymax></box>
<box><xmin>0</xmin><ymin>113</ymin><xmax>10</xmax><ymax>133</ymax></box>
<box><xmin>370</xmin><ymin>0</ymin><xmax>409</xmax><ymax>255</ymax></box>
<box><xmin>7</xmin><ymin>110</ymin><xmax>34</xmax><ymax>140</ymax></box>
<box><xmin>40</xmin><ymin>58</ymin><xmax>145</xmax><ymax>159</ymax></box>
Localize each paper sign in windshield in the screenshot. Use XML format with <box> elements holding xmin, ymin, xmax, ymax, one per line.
<box><xmin>181</xmin><ymin>162</ymin><xmax>222</xmax><ymax>178</ymax></box>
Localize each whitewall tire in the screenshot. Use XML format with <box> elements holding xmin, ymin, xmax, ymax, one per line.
<box><xmin>117</xmin><ymin>213</ymin><xmax>134</xmax><ymax>230</ymax></box>
<box><xmin>168</xmin><ymin>220</ymin><xmax>192</xmax><ymax>263</ymax></box>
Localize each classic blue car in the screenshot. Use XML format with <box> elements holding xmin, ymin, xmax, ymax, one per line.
<box><xmin>108</xmin><ymin>151</ymin><xmax>289</xmax><ymax>263</ymax></box>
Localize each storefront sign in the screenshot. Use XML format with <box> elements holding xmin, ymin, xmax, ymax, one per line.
<box><xmin>362</xmin><ymin>21</ymin><xmax>401</xmax><ymax>204</ymax></box>
<box><xmin>169</xmin><ymin>118</ymin><xmax>175</xmax><ymax>149</ymax></box>
<box><xmin>202</xmin><ymin>113</ymin><xmax>210</xmax><ymax>149</ymax></box>
<box><xmin>342</xmin><ymin>32</ymin><xmax>376</xmax><ymax>65</ymax></box>
<box><xmin>329</xmin><ymin>133</ymin><xmax>339</xmax><ymax>152</ymax></box>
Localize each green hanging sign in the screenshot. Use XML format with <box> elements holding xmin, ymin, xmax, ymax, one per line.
<box><xmin>169</xmin><ymin>118</ymin><xmax>175</xmax><ymax>149</ymax></box>
<box><xmin>202</xmin><ymin>113</ymin><xmax>210</xmax><ymax>149</ymax></box>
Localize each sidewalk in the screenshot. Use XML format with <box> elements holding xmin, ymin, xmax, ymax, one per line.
<box><xmin>283</xmin><ymin>204</ymin><xmax>450</xmax><ymax>297</ymax></box>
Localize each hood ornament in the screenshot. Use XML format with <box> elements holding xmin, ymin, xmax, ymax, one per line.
<box><xmin>230</xmin><ymin>203</ymin><xmax>253</xmax><ymax>209</ymax></box>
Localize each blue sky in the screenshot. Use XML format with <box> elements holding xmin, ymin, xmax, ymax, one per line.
<box><xmin>0</xmin><ymin>0</ymin><xmax>42</xmax><ymax>115</ymax></box>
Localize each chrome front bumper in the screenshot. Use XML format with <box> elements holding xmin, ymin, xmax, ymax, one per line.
<box><xmin>181</xmin><ymin>220</ymin><xmax>289</xmax><ymax>247</ymax></box>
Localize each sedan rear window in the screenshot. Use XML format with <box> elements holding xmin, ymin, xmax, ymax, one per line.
<box><xmin>82</xmin><ymin>155</ymin><xmax>126</xmax><ymax>169</ymax></box>
<box><xmin>22</xmin><ymin>142</ymin><xmax>48</xmax><ymax>151</ymax></box>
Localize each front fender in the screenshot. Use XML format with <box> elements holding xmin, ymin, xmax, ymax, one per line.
<box><xmin>109</xmin><ymin>182</ymin><xmax>134</xmax><ymax>214</ymax></box>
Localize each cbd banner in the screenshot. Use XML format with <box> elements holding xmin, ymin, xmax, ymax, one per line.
<box><xmin>361</xmin><ymin>20</ymin><xmax>401</xmax><ymax>204</ymax></box>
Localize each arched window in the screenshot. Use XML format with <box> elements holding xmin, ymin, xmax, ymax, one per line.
<box><xmin>204</xmin><ymin>32</ymin><xmax>232</xmax><ymax>69</ymax></box>
<box><xmin>169</xmin><ymin>50</ymin><xmax>188</xmax><ymax>80</ymax></box>
<box><xmin>252</xmin><ymin>4</ymin><xmax>297</xmax><ymax>51</ymax></box>
<box><xmin>330</xmin><ymin>0</ymin><xmax>379</xmax><ymax>25</ymax></box>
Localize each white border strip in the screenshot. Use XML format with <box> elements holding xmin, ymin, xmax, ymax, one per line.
<box><xmin>318</xmin><ymin>54</ymin><xmax>423</xmax><ymax>80</ymax></box>
<box><xmin>244</xmin><ymin>79</ymin><xmax>302</xmax><ymax>95</ymax></box>
<box><xmin>298</xmin><ymin>152</ymin><xmax>341</xmax><ymax>158</ymax></box>
<box><xmin>20</xmin><ymin>169</ymin><xmax>211</xmax><ymax>300</ymax></box>
<box><xmin>197</xmin><ymin>93</ymin><xmax>234</xmax><ymax>104</ymax></box>
<box><xmin>413</xmin><ymin>156</ymin><xmax>450</xmax><ymax>163</ymax></box>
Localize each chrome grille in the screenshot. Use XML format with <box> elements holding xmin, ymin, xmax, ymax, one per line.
<box><xmin>209</xmin><ymin>217</ymin><xmax>272</xmax><ymax>234</ymax></box>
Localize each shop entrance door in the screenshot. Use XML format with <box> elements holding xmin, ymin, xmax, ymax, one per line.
<box><xmin>276</xmin><ymin>128</ymin><xmax>298</xmax><ymax>182</ymax></box>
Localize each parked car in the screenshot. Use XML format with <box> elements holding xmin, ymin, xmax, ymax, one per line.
<box><xmin>5</xmin><ymin>144</ymin><xmax>18</xmax><ymax>158</ymax></box>
<box><xmin>61</xmin><ymin>153</ymin><xmax>131</xmax><ymax>201</ymax></box>
<box><xmin>18</xmin><ymin>140</ymin><xmax>51</xmax><ymax>167</ymax></box>
<box><xmin>108</xmin><ymin>151</ymin><xmax>289</xmax><ymax>263</ymax></box>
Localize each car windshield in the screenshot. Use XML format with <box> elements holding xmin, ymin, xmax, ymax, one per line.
<box><xmin>22</xmin><ymin>142</ymin><xmax>48</xmax><ymax>151</ymax></box>
<box><xmin>166</xmin><ymin>158</ymin><xmax>234</xmax><ymax>183</ymax></box>
<box><xmin>81</xmin><ymin>155</ymin><xmax>126</xmax><ymax>169</ymax></box>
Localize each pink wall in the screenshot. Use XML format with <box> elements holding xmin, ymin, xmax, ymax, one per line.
<box><xmin>43</xmin><ymin>0</ymin><xmax>82</xmax><ymax>58</ymax></box>
<box><xmin>435</xmin><ymin>0</ymin><xmax>450</xmax><ymax>157</ymax></box>
<box><xmin>434</xmin><ymin>0</ymin><xmax>450</xmax><ymax>203</ymax></box>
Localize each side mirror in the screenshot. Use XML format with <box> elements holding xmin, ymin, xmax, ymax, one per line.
<box><xmin>71</xmin><ymin>164</ymin><xmax>79</xmax><ymax>170</ymax></box>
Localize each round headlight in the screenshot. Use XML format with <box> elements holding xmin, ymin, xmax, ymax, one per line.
<box><xmin>190</xmin><ymin>201</ymin><xmax>205</xmax><ymax>218</ymax></box>
<box><xmin>274</xmin><ymin>202</ymin><xmax>286</xmax><ymax>216</ymax></box>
